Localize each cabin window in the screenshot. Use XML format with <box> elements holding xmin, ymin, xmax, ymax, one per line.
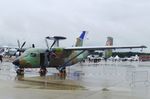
<box><xmin>30</xmin><ymin>53</ymin><xmax>36</xmax><ymax>57</ymax></box>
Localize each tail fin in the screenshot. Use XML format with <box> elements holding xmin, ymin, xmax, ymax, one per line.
<box><xmin>106</xmin><ymin>37</ymin><xmax>113</xmax><ymax>46</ymax></box>
<box><xmin>104</xmin><ymin>37</ymin><xmax>113</xmax><ymax>58</ymax></box>
<box><xmin>75</xmin><ymin>31</ymin><xmax>86</xmax><ymax>47</ymax></box>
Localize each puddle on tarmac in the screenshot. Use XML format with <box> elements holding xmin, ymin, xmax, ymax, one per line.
<box><xmin>14</xmin><ymin>74</ymin><xmax>85</xmax><ymax>90</ymax></box>
<box><xmin>1</xmin><ymin>61</ymin><xmax>150</xmax><ymax>91</ymax></box>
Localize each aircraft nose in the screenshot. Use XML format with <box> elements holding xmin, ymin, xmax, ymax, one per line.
<box><xmin>12</xmin><ymin>59</ymin><xmax>20</xmax><ymax>66</ymax></box>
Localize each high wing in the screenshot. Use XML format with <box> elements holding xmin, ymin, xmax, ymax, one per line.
<box><xmin>64</xmin><ymin>45</ymin><xmax>147</xmax><ymax>50</ymax></box>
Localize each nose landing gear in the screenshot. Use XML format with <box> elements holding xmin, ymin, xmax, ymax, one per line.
<box><xmin>16</xmin><ymin>68</ymin><xmax>24</xmax><ymax>75</ymax></box>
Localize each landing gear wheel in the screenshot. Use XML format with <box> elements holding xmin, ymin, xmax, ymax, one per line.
<box><xmin>58</xmin><ymin>68</ymin><xmax>66</xmax><ymax>78</ymax></box>
<box><xmin>39</xmin><ymin>68</ymin><xmax>47</xmax><ymax>76</ymax></box>
<box><xmin>16</xmin><ymin>68</ymin><xmax>24</xmax><ymax>75</ymax></box>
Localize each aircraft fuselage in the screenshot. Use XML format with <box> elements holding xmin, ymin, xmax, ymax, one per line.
<box><xmin>13</xmin><ymin>48</ymin><xmax>89</xmax><ymax>69</ymax></box>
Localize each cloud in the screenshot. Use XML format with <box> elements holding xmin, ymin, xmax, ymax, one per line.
<box><xmin>0</xmin><ymin>0</ymin><xmax>149</xmax><ymax>52</ymax></box>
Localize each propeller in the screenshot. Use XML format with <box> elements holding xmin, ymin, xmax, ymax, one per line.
<box><xmin>45</xmin><ymin>36</ymin><xmax>57</xmax><ymax>51</ymax></box>
<box><xmin>43</xmin><ymin>36</ymin><xmax>66</xmax><ymax>72</ymax></box>
<box><xmin>17</xmin><ymin>40</ymin><xmax>26</xmax><ymax>52</ymax></box>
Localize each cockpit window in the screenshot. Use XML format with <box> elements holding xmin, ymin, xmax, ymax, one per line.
<box><xmin>30</xmin><ymin>53</ymin><xmax>37</xmax><ymax>57</ymax></box>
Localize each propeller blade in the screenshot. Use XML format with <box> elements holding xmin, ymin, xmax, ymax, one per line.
<box><xmin>45</xmin><ymin>39</ymin><xmax>49</xmax><ymax>50</ymax></box>
<box><xmin>50</xmin><ymin>40</ymin><xmax>56</xmax><ymax>50</ymax></box>
<box><xmin>17</xmin><ymin>40</ymin><xmax>21</xmax><ymax>49</ymax></box>
<box><xmin>21</xmin><ymin>41</ymin><xmax>26</xmax><ymax>49</ymax></box>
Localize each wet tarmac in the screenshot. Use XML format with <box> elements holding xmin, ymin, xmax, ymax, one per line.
<box><xmin>1</xmin><ymin>60</ymin><xmax>150</xmax><ymax>98</ymax></box>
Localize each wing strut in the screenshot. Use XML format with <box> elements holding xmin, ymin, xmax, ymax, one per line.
<box><xmin>56</xmin><ymin>50</ymin><xmax>85</xmax><ymax>72</ymax></box>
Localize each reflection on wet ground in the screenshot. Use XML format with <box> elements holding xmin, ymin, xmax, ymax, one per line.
<box><xmin>1</xmin><ymin>61</ymin><xmax>150</xmax><ymax>91</ymax></box>
<box><xmin>1</xmin><ymin>61</ymin><xmax>150</xmax><ymax>98</ymax></box>
<box><xmin>15</xmin><ymin>74</ymin><xmax>85</xmax><ymax>90</ymax></box>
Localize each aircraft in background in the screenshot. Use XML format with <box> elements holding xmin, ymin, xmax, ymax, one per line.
<box><xmin>0</xmin><ymin>46</ymin><xmax>18</xmax><ymax>57</ymax></box>
<box><xmin>12</xmin><ymin>31</ymin><xmax>147</xmax><ymax>76</ymax></box>
<box><xmin>87</xmin><ymin>36</ymin><xmax>113</xmax><ymax>61</ymax></box>
<box><xmin>0</xmin><ymin>40</ymin><xmax>27</xmax><ymax>57</ymax></box>
<box><xmin>104</xmin><ymin>36</ymin><xmax>113</xmax><ymax>59</ymax></box>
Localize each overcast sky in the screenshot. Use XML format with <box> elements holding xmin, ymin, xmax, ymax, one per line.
<box><xmin>0</xmin><ymin>0</ymin><xmax>149</xmax><ymax>52</ymax></box>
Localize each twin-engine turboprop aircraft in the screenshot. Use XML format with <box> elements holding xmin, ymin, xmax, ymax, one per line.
<box><xmin>12</xmin><ymin>31</ymin><xmax>147</xmax><ymax>76</ymax></box>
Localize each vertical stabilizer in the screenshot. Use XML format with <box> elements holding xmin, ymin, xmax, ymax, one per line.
<box><xmin>104</xmin><ymin>37</ymin><xmax>113</xmax><ymax>58</ymax></box>
<box><xmin>68</xmin><ymin>31</ymin><xmax>87</xmax><ymax>65</ymax></box>
<box><xmin>75</xmin><ymin>31</ymin><xmax>86</xmax><ymax>47</ymax></box>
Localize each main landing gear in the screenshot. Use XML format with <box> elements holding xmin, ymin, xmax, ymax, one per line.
<box><xmin>39</xmin><ymin>67</ymin><xmax>47</xmax><ymax>76</ymax></box>
<box><xmin>57</xmin><ymin>67</ymin><xmax>66</xmax><ymax>78</ymax></box>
